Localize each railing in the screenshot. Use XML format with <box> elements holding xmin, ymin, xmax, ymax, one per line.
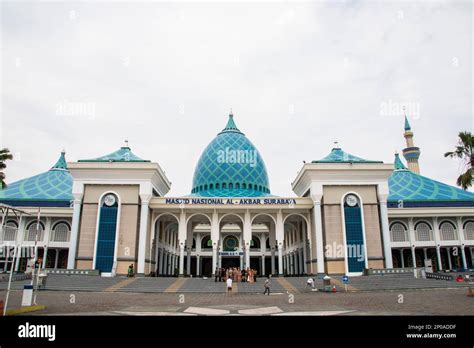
<box><xmin>425</xmin><ymin>272</ymin><xmax>453</xmax><ymax>281</ymax></box>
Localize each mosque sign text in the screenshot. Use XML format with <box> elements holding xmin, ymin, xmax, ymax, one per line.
<box><xmin>164</xmin><ymin>198</ymin><xmax>297</xmax><ymax>206</ymax></box>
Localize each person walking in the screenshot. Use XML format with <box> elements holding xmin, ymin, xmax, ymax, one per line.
<box><xmin>226</xmin><ymin>276</ymin><xmax>233</xmax><ymax>294</ymax></box>
<box><xmin>263</xmin><ymin>277</ymin><xmax>271</xmax><ymax>295</ymax></box>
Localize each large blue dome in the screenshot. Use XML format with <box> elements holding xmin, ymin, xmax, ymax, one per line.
<box><xmin>191</xmin><ymin>113</ymin><xmax>271</xmax><ymax>197</ymax></box>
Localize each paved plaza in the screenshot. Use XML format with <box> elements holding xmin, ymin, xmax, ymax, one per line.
<box><xmin>1</xmin><ymin>273</ymin><xmax>473</xmax><ymax>316</ymax></box>
<box><xmin>1</xmin><ymin>287</ymin><xmax>473</xmax><ymax>316</ymax></box>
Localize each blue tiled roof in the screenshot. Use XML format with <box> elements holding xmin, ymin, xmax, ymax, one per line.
<box><xmin>191</xmin><ymin>113</ymin><xmax>270</xmax><ymax>197</ymax></box>
<box><xmin>0</xmin><ymin>152</ymin><xmax>73</xmax><ymax>207</ymax></box>
<box><xmin>313</xmin><ymin>147</ymin><xmax>383</xmax><ymax>164</ymax></box>
<box><xmin>388</xmin><ymin>155</ymin><xmax>474</xmax><ymax>207</ymax></box>
<box><xmin>78</xmin><ymin>146</ymin><xmax>149</xmax><ymax>162</ymax></box>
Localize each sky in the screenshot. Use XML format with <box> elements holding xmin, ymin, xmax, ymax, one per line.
<box><xmin>1</xmin><ymin>0</ymin><xmax>473</xmax><ymax>197</ymax></box>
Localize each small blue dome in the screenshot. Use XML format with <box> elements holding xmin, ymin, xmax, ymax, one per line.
<box><xmin>191</xmin><ymin>113</ymin><xmax>271</xmax><ymax>197</ymax></box>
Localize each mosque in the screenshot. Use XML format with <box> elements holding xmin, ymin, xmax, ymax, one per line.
<box><xmin>0</xmin><ymin>113</ymin><xmax>473</xmax><ymax>277</ymax></box>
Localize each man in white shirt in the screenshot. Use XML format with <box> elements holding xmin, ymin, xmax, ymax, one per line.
<box><xmin>226</xmin><ymin>277</ymin><xmax>233</xmax><ymax>293</ymax></box>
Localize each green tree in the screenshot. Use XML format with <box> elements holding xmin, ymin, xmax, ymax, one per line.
<box><xmin>444</xmin><ymin>131</ymin><xmax>473</xmax><ymax>190</ymax></box>
<box><xmin>0</xmin><ymin>148</ymin><xmax>13</xmax><ymax>189</ymax></box>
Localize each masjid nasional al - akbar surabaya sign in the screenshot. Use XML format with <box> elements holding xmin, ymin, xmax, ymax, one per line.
<box><xmin>163</xmin><ymin>197</ymin><xmax>299</xmax><ymax>206</ymax></box>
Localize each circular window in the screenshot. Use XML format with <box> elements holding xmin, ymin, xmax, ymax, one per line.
<box><xmin>223</xmin><ymin>236</ymin><xmax>239</xmax><ymax>251</ymax></box>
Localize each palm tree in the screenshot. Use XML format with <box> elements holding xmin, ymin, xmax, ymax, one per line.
<box><xmin>0</xmin><ymin>148</ymin><xmax>13</xmax><ymax>189</ymax></box>
<box><xmin>444</xmin><ymin>131</ymin><xmax>473</xmax><ymax>190</ymax></box>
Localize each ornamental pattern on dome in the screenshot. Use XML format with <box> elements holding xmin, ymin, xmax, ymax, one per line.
<box><xmin>191</xmin><ymin>114</ymin><xmax>271</xmax><ymax>197</ymax></box>
<box><xmin>0</xmin><ymin>152</ymin><xmax>73</xmax><ymax>206</ymax></box>
<box><xmin>388</xmin><ymin>154</ymin><xmax>474</xmax><ymax>206</ymax></box>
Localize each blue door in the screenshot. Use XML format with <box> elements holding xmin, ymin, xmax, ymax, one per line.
<box><xmin>95</xmin><ymin>205</ymin><xmax>118</xmax><ymax>272</ymax></box>
<box><xmin>344</xmin><ymin>206</ymin><xmax>365</xmax><ymax>273</ymax></box>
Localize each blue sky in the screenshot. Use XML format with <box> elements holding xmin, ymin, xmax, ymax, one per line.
<box><xmin>1</xmin><ymin>1</ymin><xmax>472</xmax><ymax>196</ymax></box>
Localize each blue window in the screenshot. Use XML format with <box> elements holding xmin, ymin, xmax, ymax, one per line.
<box><xmin>343</xmin><ymin>195</ymin><xmax>365</xmax><ymax>273</ymax></box>
<box><xmin>95</xmin><ymin>195</ymin><xmax>118</xmax><ymax>273</ymax></box>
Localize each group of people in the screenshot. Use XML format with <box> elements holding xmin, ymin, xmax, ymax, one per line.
<box><xmin>215</xmin><ymin>267</ymin><xmax>258</xmax><ymax>283</ymax></box>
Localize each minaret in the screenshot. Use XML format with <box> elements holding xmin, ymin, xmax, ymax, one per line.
<box><xmin>402</xmin><ymin>115</ymin><xmax>421</xmax><ymax>174</ymax></box>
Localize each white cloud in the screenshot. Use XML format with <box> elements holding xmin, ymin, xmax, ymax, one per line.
<box><xmin>1</xmin><ymin>1</ymin><xmax>472</xmax><ymax>195</ymax></box>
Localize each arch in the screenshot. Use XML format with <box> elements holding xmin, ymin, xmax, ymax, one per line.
<box><xmin>340</xmin><ymin>192</ymin><xmax>368</xmax><ymax>275</ymax></box>
<box><xmin>389</xmin><ymin>222</ymin><xmax>408</xmax><ymax>242</ymax></box>
<box><xmin>414</xmin><ymin>221</ymin><xmax>433</xmax><ymax>241</ymax></box>
<box><xmin>4</xmin><ymin>220</ymin><xmax>18</xmax><ymax>242</ymax></box>
<box><xmin>283</xmin><ymin>213</ymin><xmax>310</xmax><ymax>227</ymax></box>
<box><xmin>216</xmin><ymin>183</ymin><xmax>220</xmax><ymax>189</ymax></box>
<box><xmin>218</xmin><ymin>213</ymin><xmax>244</xmax><ymax>226</ymax></box>
<box><xmin>186</xmin><ymin>212</ymin><xmax>212</xmax><ymax>225</ymax></box>
<box><xmin>251</xmin><ymin>212</ymin><xmax>276</xmax><ymax>225</ymax></box>
<box><xmin>463</xmin><ymin>220</ymin><xmax>474</xmax><ymax>240</ymax></box>
<box><xmin>242</xmin><ymin>183</ymin><xmax>247</xmax><ymax>189</ymax></box>
<box><xmin>25</xmin><ymin>221</ymin><xmax>45</xmax><ymax>242</ymax></box>
<box><xmin>52</xmin><ymin>221</ymin><xmax>71</xmax><ymax>242</ymax></box>
<box><xmin>439</xmin><ymin>220</ymin><xmax>457</xmax><ymax>241</ymax></box>
<box><xmin>93</xmin><ymin>191</ymin><xmax>121</xmax><ymax>274</ymax></box>
<box><xmin>153</xmin><ymin>212</ymin><xmax>180</xmax><ymax>226</ymax></box>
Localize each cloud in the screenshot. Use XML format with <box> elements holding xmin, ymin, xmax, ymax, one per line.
<box><xmin>1</xmin><ymin>1</ymin><xmax>472</xmax><ymax>195</ymax></box>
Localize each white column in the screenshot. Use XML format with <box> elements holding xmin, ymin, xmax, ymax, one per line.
<box><xmin>167</xmin><ymin>253</ymin><xmax>172</xmax><ymax>275</ymax></box>
<box><xmin>436</xmin><ymin>246</ymin><xmax>442</xmax><ymax>271</ymax></box>
<box><xmin>196</xmin><ymin>255</ymin><xmax>200</xmax><ymax>276</ymax></box>
<box><xmin>423</xmin><ymin>248</ymin><xmax>428</xmax><ymax>263</ymax></box>
<box><xmin>433</xmin><ymin>217</ymin><xmax>443</xmax><ymax>270</ymax></box>
<box><xmin>159</xmin><ymin>249</ymin><xmax>165</xmax><ymax>275</ymax></box>
<box><xmin>179</xmin><ymin>244</ymin><xmax>185</xmax><ymax>276</ymax></box>
<box><xmin>298</xmin><ymin>249</ymin><xmax>303</xmax><ymax>275</ymax></box>
<box><xmin>411</xmin><ymin>246</ymin><xmax>417</xmax><ymax>268</ymax></box>
<box><xmin>261</xmin><ymin>255</ymin><xmax>265</xmax><ymax>276</ymax></box>
<box><xmin>271</xmin><ymin>249</ymin><xmax>276</xmax><ymax>275</ymax></box>
<box><xmin>277</xmin><ymin>244</ymin><xmax>283</xmax><ymax>275</ymax></box>
<box><xmin>137</xmin><ymin>189</ymin><xmax>151</xmax><ymax>275</ymax></box>
<box><xmin>54</xmin><ymin>249</ymin><xmax>59</xmax><ymax>269</ymax></box>
<box><xmin>211</xmin><ymin>210</ymin><xmax>219</xmax><ymax>275</ymax></box>
<box><xmin>67</xmin><ymin>186</ymin><xmax>84</xmax><ymax>269</ymax></box>
<box><xmin>244</xmin><ymin>210</ymin><xmax>251</xmax><ymax>269</ymax></box>
<box><xmin>456</xmin><ymin>217</ymin><xmax>467</xmax><ymax>269</ymax></box>
<box><xmin>400</xmin><ymin>249</ymin><xmax>405</xmax><ymax>268</ymax></box>
<box><xmin>186</xmin><ymin>248</ymin><xmax>191</xmax><ymax>275</ymax></box>
<box><xmin>446</xmin><ymin>248</ymin><xmax>452</xmax><ymax>270</ymax></box>
<box><xmin>15</xmin><ymin>216</ymin><xmax>26</xmax><ymax>272</ymax></box>
<box><xmin>312</xmin><ymin>194</ymin><xmax>324</xmax><ymax>273</ymax></box>
<box><xmin>154</xmin><ymin>221</ymin><xmax>160</xmax><ymax>274</ymax></box>
<box><xmin>276</xmin><ymin>210</ymin><xmax>284</xmax><ymax>275</ymax></box>
<box><xmin>302</xmin><ymin>222</ymin><xmax>308</xmax><ymax>274</ymax></box>
<box><xmin>378</xmin><ymin>194</ymin><xmax>393</xmax><ymax>268</ymax></box>
<box><xmin>42</xmin><ymin>218</ymin><xmax>52</xmax><ymax>269</ymax></box>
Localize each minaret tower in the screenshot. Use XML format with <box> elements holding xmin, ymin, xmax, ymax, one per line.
<box><xmin>402</xmin><ymin>115</ymin><xmax>421</xmax><ymax>174</ymax></box>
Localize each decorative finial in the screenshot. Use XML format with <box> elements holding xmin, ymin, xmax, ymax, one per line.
<box><xmin>124</xmin><ymin>139</ymin><xmax>129</xmax><ymax>147</ymax></box>
<box><xmin>230</xmin><ymin>108</ymin><xmax>233</xmax><ymax>117</ymax></box>
<box><xmin>61</xmin><ymin>148</ymin><xmax>66</xmax><ymax>154</ymax></box>
<box><xmin>334</xmin><ymin>141</ymin><xmax>339</xmax><ymax>148</ymax></box>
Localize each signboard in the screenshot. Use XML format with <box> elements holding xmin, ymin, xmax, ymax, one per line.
<box><xmin>219</xmin><ymin>251</ymin><xmax>243</xmax><ymax>257</ymax></box>
<box><xmin>165</xmin><ymin>198</ymin><xmax>297</xmax><ymax>206</ymax></box>
<box><xmin>342</xmin><ymin>275</ymin><xmax>349</xmax><ymax>284</ymax></box>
